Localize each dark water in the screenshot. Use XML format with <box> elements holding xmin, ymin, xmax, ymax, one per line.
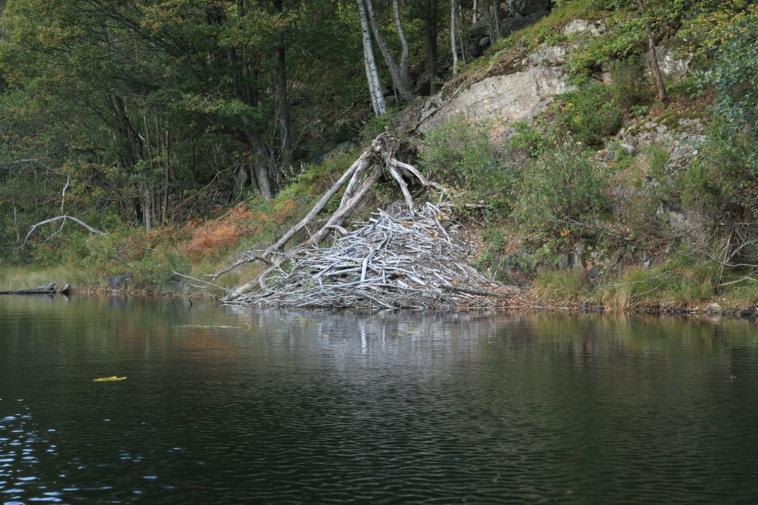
<box><xmin>1</xmin><ymin>297</ymin><xmax>758</xmax><ymax>504</ymax></box>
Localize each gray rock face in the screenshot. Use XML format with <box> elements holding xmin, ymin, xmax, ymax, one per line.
<box><xmin>649</xmin><ymin>45</ymin><xmax>691</xmax><ymax>81</ymax></box>
<box><xmin>618</xmin><ymin>118</ymin><xmax>706</xmax><ymax>169</ymax></box>
<box><xmin>525</xmin><ymin>45</ymin><xmax>567</xmax><ymax>66</ymax></box>
<box><xmin>562</xmin><ymin>19</ymin><xmax>607</xmax><ymax>36</ymax></box>
<box><xmin>418</xmin><ymin>66</ymin><xmax>571</xmax><ymax>132</ymax></box>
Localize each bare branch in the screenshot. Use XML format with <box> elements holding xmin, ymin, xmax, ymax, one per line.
<box><xmin>19</xmin><ymin>215</ymin><xmax>105</xmax><ymax>248</ymax></box>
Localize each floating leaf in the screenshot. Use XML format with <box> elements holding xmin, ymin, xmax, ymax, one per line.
<box><xmin>93</xmin><ymin>376</ymin><xmax>127</xmax><ymax>382</ymax></box>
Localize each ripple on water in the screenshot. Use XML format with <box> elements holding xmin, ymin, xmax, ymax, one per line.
<box><xmin>2</xmin><ymin>304</ymin><xmax>758</xmax><ymax>504</ymax></box>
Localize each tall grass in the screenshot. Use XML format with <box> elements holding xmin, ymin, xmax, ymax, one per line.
<box><xmin>0</xmin><ymin>265</ymin><xmax>97</xmax><ymax>291</ymax></box>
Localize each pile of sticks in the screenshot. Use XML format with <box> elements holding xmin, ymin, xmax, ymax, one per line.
<box><xmin>223</xmin><ymin>203</ymin><xmax>516</xmax><ymax>310</ymax></box>
<box><xmin>219</xmin><ymin>133</ymin><xmax>517</xmax><ymax>310</ymax></box>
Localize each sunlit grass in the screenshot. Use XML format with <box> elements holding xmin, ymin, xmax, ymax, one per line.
<box><xmin>0</xmin><ymin>265</ymin><xmax>98</xmax><ymax>291</ymax></box>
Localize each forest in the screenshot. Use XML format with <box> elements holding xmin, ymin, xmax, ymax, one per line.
<box><xmin>0</xmin><ymin>0</ymin><xmax>755</xmax><ymax>311</ymax></box>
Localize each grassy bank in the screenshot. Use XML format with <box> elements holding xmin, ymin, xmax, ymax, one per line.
<box><xmin>0</xmin><ymin>148</ymin><xmax>375</xmax><ymax>298</ymax></box>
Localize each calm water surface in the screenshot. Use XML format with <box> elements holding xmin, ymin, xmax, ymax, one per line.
<box><xmin>1</xmin><ymin>296</ymin><xmax>757</xmax><ymax>504</ymax></box>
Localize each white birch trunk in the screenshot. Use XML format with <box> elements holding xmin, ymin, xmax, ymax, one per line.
<box><xmin>357</xmin><ymin>0</ymin><xmax>387</xmax><ymax>115</ymax></box>
<box><xmin>364</xmin><ymin>0</ymin><xmax>414</xmax><ymax>101</ymax></box>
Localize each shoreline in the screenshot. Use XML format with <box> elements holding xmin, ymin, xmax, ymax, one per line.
<box><xmin>2</xmin><ymin>284</ymin><xmax>754</xmax><ymax>320</ymax></box>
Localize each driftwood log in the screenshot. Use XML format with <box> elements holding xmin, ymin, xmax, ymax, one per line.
<box><xmin>0</xmin><ymin>283</ymin><xmax>71</xmax><ymax>295</ymax></box>
<box><xmin>216</xmin><ymin>133</ymin><xmax>519</xmax><ymax>310</ymax></box>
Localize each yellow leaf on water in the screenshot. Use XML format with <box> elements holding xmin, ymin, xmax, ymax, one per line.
<box><xmin>93</xmin><ymin>376</ymin><xmax>127</xmax><ymax>382</ymax></box>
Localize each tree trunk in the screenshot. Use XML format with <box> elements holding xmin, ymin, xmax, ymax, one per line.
<box><xmin>392</xmin><ymin>0</ymin><xmax>410</xmax><ymax>91</ymax></box>
<box><xmin>275</xmin><ymin>0</ymin><xmax>293</xmax><ymax>172</ymax></box>
<box><xmin>254</xmin><ymin>163</ymin><xmax>273</xmax><ymax>201</ymax></box>
<box><xmin>457</xmin><ymin>0</ymin><xmax>466</xmax><ymax>66</ymax></box>
<box><xmin>472</xmin><ymin>0</ymin><xmax>478</xmax><ymax>24</ymax></box>
<box><xmin>635</xmin><ymin>0</ymin><xmax>667</xmax><ymax>102</ymax></box>
<box><xmin>450</xmin><ymin>0</ymin><xmax>458</xmax><ymax>74</ymax></box>
<box><xmin>363</xmin><ymin>0</ymin><xmax>414</xmax><ymax>101</ymax></box>
<box><xmin>356</xmin><ymin>0</ymin><xmax>387</xmax><ymax>115</ymax></box>
<box><xmin>243</xmin><ymin>128</ymin><xmax>273</xmax><ymax>200</ymax></box>
<box><xmin>492</xmin><ymin>0</ymin><xmax>501</xmax><ymax>40</ymax></box>
<box><xmin>424</xmin><ymin>0</ymin><xmax>438</xmax><ymax>93</ymax></box>
<box><xmin>143</xmin><ymin>185</ymin><xmax>152</xmax><ymax>232</ymax></box>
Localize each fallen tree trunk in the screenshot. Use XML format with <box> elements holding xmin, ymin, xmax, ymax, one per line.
<box><xmin>0</xmin><ymin>283</ymin><xmax>71</xmax><ymax>295</ymax></box>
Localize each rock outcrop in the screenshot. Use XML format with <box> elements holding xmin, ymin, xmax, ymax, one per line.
<box><xmin>418</xmin><ymin>65</ymin><xmax>571</xmax><ymax>133</ymax></box>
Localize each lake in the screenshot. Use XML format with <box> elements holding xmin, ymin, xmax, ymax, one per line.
<box><xmin>1</xmin><ymin>296</ymin><xmax>757</xmax><ymax>504</ymax></box>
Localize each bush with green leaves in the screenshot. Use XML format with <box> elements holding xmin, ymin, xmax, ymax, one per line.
<box><xmin>681</xmin><ymin>122</ymin><xmax>757</xmax><ymax>223</ymax></box>
<box><xmin>682</xmin><ymin>13</ymin><xmax>757</xmax><ymax>266</ymax></box>
<box><xmin>553</xmin><ymin>82</ymin><xmax>624</xmax><ymax>147</ymax></box>
<box><xmin>131</xmin><ymin>246</ymin><xmax>190</xmax><ymax>291</ymax></box>
<box><xmin>608</xmin><ymin>56</ymin><xmax>650</xmax><ymax>109</ymax></box>
<box><xmin>699</xmin><ymin>12</ymin><xmax>757</xmax><ymax>129</ymax></box>
<box><xmin>508</xmin><ymin>121</ymin><xmax>550</xmax><ymax>158</ymax></box>
<box><xmin>420</xmin><ymin>116</ymin><xmax>515</xmax><ymax>215</ymax></box>
<box><xmin>514</xmin><ymin>146</ymin><xmax>610</xmax><ymax>243</ymax></box>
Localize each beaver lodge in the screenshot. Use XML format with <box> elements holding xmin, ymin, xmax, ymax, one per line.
<box><xmin>217</xmin><ymin>134</ymin><xmax>519</xmax><ymax>310</ymax></box>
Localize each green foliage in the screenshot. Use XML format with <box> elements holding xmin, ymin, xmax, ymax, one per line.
<box><xmin>0</xmin><ymin>0</ymin><xmax>370</xmax><ymax>267</ymax></box>
<box><xmin>361</xmin><ymin>109</ymin><xmax>398</xmax><ymax>143</ymax></box>
<box><xmin>509</xmin><ymin>121</ymin><xmax>549</xmax><ymax>158</ymax></box>
<box><xmin>130</xmin><ymin>246</ymin><xmax>189</xmax><ymax>292</ymax></box>
<box><xmin>513</xmin><ymin>146</ymin><xmax>610</xmax><ymax>242</ymax></box>
<box><xmin>534</xmin><ymin>269</ymin><xmax>592</xmax><ymax>303</ymax></box>
<box><xmin>567</xmin><ymin>15</ymin><xmax>645</xmax><ymax>78</ymax></box>
<box><xmin>680</xmin><ymin>122</ymin><xmax>757</xmax><ymax>222</ymax></box>
<box><xmin>699</xmin><ymin>12</ymin><xmax>757</xmax><ymax>130</ymax></box>
<box><xmin>276</xmin><ymin>146</ymin><xmax>362</xmax><ymax>216</ymax></box>
<box><xmin>676</xmin><ymin>2</ymin><xmax>755</xmax><ymax>64</ymax></box>
<box><xmin>420</xmin><ymin>116</ymin><xmax>515</xmax><ymax>215</ymax></box>
<box><xmin>684</xmin><ymin>15</ymin><xmax>758</xmax><ymax>228</ymax></box>
<box><xmin>553</xmin><ymin>82</ymin><xmax>624</xmax><ymax>146</ymax></box>
<box><xmin>608</xmin><ymin>56</ymin><xmax>650</xmax><ymax>108</ymax></box>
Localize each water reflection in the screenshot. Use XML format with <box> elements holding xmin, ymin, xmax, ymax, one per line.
<box><xmin>0</xmin><ymin>296</ymin><xmax>757</xmax><ymax>504</ymax></box>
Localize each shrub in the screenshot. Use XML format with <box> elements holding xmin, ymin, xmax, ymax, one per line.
<box><xmin>608</xmin><ymin>55</ymin><xmax>650</xmax><ymax>109</ymax></box>
<box><xmin>420</xmin><ymin>116</ymin><xmax>515</xmax><ymax>215</ymax></box>
<box><xmin>509</xmin><ymin>121</ymin><xmax>549</xmax><ymax>158</ymax></box>
<box><xmin>361</xmin><ymin>109</ymin><xmax>398</xmax><ymax>143</ymax></box>
<box><xmin>80</xmin><ymin>228</ymin><xmax>134</xmax><ymax>271</ymax></box>
<box><xmin>700</xmin><ymin>12</ymin><xmax>757</xmax><ymax>130</ymax></box>
<box><xmin>684</xmin><ymin>13</ymin><xmax>758</xmax><ymax>238</ymax></box>
<box><xmin>608</xmin><ymin>144</ymin><xmax>672</xmax><ymax>247</ymax></box>
<box><xmin>553</xmin><ymin>82</ymin><xmax>624</xmax><ymax>147</ymax></box>
<box><xmin>513</xmin><ymin>146</ymin><xmax>610</xmax><ymax>244</ymax></box>
<box><xmin>132</xmin><ymin>248</ymin><xmax>189</xmax><ymax>291</ymax></box>
<box><xmin>183</xmin><ymin>205</ymin><xmax>256</xmax><ymax>261</ymax></box>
